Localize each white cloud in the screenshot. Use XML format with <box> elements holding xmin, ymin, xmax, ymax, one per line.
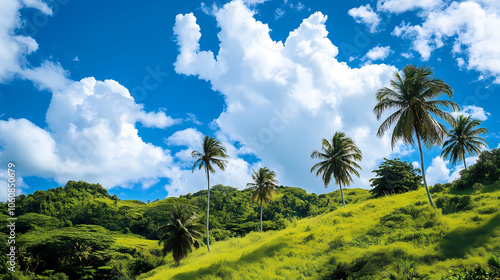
<box><xmin>451</xmin><ymin>105</ymin><xmax>490</xmax><ymax>121</ymax></box>
<box><xmin>0</xmin><ymin>77</ymin><xmax>178</xmax><ymax>189</ymax></box>
<box><xmin>348</xmin><ymin>4</ymin><xmax>381</xmax><ymax>33</ymax></box>
<box><xmin>425</xmin><ymin>155</ymin><xmax>478</xmax><ymax>185</ymax></box>
<box><xmin>0</xmin><ymin>0</ymin><xmax>60</xmax><ymax>85</ymax></box>
<box><xmin>364</xmin><ymin>45</ymin><xmax>393</xmax><ymax>61</ymax></box>
<box><xmin>391</xmin><ymin>1</ymin><xmax>500</xmax><ymax>82</ymax></box>
<box><xmin>242</xmin><ymin>0</ymin><xmax>268</xmax><ymax>5</ymax></box>
<box><xmin>412</xmin><ymin>161</ymin><xmax>420</xmax><ymax>169</ymax></box>
<box><xmin>377</xmin><ymin>0</ymin><xmax>442</xmax><ymax>13</ymax></box>
<box><xmin>401</xmin><ymin>52</ymin><xmax>414</xmax><ymax>59</ymax></box>
<box><xmin>172</xmin><ymin>1</ymin><xmax>408</xmax><ymax>194</ymax></box>
<box><xmin>19</xmin><ymin>61</ymin><xmax>72</xmax><ymax>92</ymax></box>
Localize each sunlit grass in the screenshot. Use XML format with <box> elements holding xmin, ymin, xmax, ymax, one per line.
<box><xmin>140</xmin><ymin>186</ymin><xmax>500</xmax><ymax>280</ymax></box>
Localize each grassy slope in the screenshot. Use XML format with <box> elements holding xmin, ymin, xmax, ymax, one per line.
<box><xmin>139</xmin><ymin>187</ymin><xmax>500</xmax><ymax>280</ymax></box>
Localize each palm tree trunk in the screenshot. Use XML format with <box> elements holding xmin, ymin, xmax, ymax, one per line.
<box><xmin>463</xmin><ymin>151</ymin><xmax>467</xmax><ymax>170</ymax></box>
<box><xmin>416</xmin><ymin>134</ymin><xmax>436</xmax><ymax>209</ymax></box>
<box><xmin>340</xmin><ymin>185</ymin><xmax>346</xmax><ymax>208</ymax></box>
<box><xmin>206</xmin><ymin>166</ymin><xmax>211</xmax><ymax>252</ymax></box>
<box><xmin>260</xmin><ymin>198</ymin><xmax>263</xmax><ymax>232</ymax></box>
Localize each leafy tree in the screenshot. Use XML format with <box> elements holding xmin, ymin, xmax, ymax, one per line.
<box><xmin>370</xmin><ymin>158</ymin><xmax>422</xmax><ymax>197</ymax></box>
<box><xmin>246</xmin><ymin>167</ymin><xmax>279</xmax><ymax>232</ymax></box>
<box><xmin>158</xmin><ymin>204</ymin><xmax>203</xmax><ymax>266</ymax></box>
<box><xmin>453</xmin><ymin>148</ymin><xmax>500</xmax><ymax>190</ymax></box>
<box><xmin>310</xmin><ymin>131</ymin><xmax>362</xmax><ymax>208</ymax></box>
<box><xmin>373</xmin><ymin>64</ymin><xmax>459</xmax><ymax>208</ymax></box>
<box><xmin>441</xmin><ymin>115</ymin><xmax>488</xmax><ymax>170</ymax></box>
<box><xmin>191</xmin><ymin>135</ymin><xmax>228</xmax><ymax>252</ymax></box>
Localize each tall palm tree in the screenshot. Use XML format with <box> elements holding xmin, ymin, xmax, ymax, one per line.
<box><xmin>158</xmin><ymin>204</ymin><xmax>203</xmax><ymax>266</ymax></box>
<box><xmin>192</xmin><ymin>135</ymin><xmax>228</xmax><ymax>252</ymax></box>
<box><xmin>246</xmin><ymin>167</ymin><xmax>279</xmax><ymax>232</ymax></box>
<box><xmin>310</xmin><ymin>131</ymin><xmax>362</xmax><ymax>208</ymax></box>
<box><xmin>373</xmin><ymin>65</ymin><xmax>459</xmax><ymax>208</ymax></box>
<box><xmin>441</xmin><ymin>115</ymin><xmax>488</xmax><ymax>170</ymax></box>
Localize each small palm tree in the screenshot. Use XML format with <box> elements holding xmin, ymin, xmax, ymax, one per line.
<box><xmin>441</xmin><ymin>115</ymin><xmax>488</xmax><ymax>170</ymax></box>
<box><xmin>158</xmin><ymin>204</ymin><xmax>203</xmax><ymax>266</ymax></box>
<box><xmin>246</xmin><ymin>167</ymin><xmax>279</xmax><ymax>232</ymax></box>
<box><xmin>192</xmin><ymin>135</ymin><xmax>228</xmax><ymax>252</ymax></box>
<box><xmin>373</xmin><ymin>65</ymin><xmax>459</xmax><ymax>208</ymax></box>
<box><xmin>310</xmin><ymin>131</ymin><xmax>362</xmax><ymax>208</ymax></box>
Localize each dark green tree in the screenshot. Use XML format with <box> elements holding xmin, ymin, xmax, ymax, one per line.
<box><xmin>191</xmin><ymin>135</ymin><xmax>228</xmax><ymax>252</ymax></box>
<box><xmin>158</xmin><ymin>204</ymin><xmax>204</xmax><ymax>266</ymax></box>
<box><xmin>441</xmin><ymin>115</ymin><xmax>488</xmax><ymax>170</ymax></box>
<box><xmin>369</xmin><ymin>158</ymin><xmax>422</xmax><ymax>197</ymax></box>
<box><xmin>310</xmin><ymin>131</ymin><xmax>362</xmax><ymax>208</ymax></box>
<box><xmin>246</xmin><ymin>167</ymin><xmax>279</xmax><ymax>232</ymax></box>
<box><xmin>373</xmin><ymin>65</ymin><xmax>459</xmax><ymax>208</ymax></box>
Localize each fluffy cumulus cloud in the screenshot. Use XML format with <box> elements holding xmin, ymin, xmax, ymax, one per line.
<box><xmin>425</xmin><ymin>155</ymin><xmax>478</xmax><ymax>185</ymax></box>
<box><xmin>364</xmin><ymin>45</ymin><xmax>392</xmax><ymax>61</ymax></box>
<box><xmin>451</xmin><ymin>105</ymin><xmax>490</xmax><ymax>121</ymax></box>
<box><xmin>0</xmin><ymin>77</ymin><xmax>179</xmax><ymax>188</ymax></box>
<box><xmin>348</xmin><ymin>4</ymin><xmax>381</xmax><ymax>33</ymax></box>
<box><xmin>391</xmin><ymin>1</ymin><xmax>500</xmax><ymax>83</ymax></box>
<box><xmin>172</xmin><ymin>0</ymin><xmax>410</xmax><ymax>194</ymax></box>
<box><xmin>0</xmin><ymin>0</ymin><xmax>189</xmax><ymax>195</ymax></box>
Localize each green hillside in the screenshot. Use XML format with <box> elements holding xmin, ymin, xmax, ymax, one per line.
<box><xmin>139</xmin><ymin>187</ymin><xmax>500</xmax><ymax>280</ymax></box>
<box><xmin>1</xmin><ymin>149</ymin><xmax>499</xmax><ymax>279</ymax></box>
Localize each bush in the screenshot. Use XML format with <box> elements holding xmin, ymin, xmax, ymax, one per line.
<box><xmin>436</xmin><ymin>195</ymin><xmax>473</xmax><ymax>214</ymax></box>
<box><xmin>370</xmin><ymin>158</ymin><xmax>422</xmax><ymax>197</ymax></box>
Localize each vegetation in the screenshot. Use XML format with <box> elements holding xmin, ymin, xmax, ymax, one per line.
<box><xmin>373</xmin><ymin>64</ymin><xmax>459</xmax><ymax>208</ymax></box>
<box><xmin>370</xmin><ymin>158</ymin><xmax>422</xmax><ymax>197</ymax></box>
<box><xmin>1</xmin><ymin>147</ymin><xmax>499</xmax><ymax>279</ymax></box>
<box><xmin>191</xmin><ymin>135</ymin><xmax>229</xmax><ymax>252</ymax></box>
<box><xmin>139</xmin><ymin>171</ymin><xmax>500</xmax><ymax>279</ymax></box>
<box><xmin>441</xmin><ymin>115</ymin><xmax>488</xmax><ymax>170</ymax></box>
<box><xmin>158</xmin><ymin>204</ymin><xmax>203</xmax><ymax>266</ymax></box>
<box><xmin>310</xmin><ymin>131</ymin><xmax>363</xmax><ymax>208</ymax></box>
<box><xmin>246</xmin><ymin>167</ymin><xmax>279</xmax><ymax>232</ymax></box>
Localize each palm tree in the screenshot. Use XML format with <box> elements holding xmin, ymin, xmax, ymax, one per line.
<box><xmin>373</xmin><ymin>64</ymin><xmax>459</xmax><ymax>208</ymax></box>
<box><xmin>158</xmin><ymin>204</ymin><xmax>203</xmax><ymax>266</ymax></box>
<box><xmin>246</xmin><ymin>167</ymin><xmax>279</xmax><ymax>232</ymax></box>
<box><xmin>441</xmin><ymin>115</ymin><xmax>488</xmax><ymax>170</ymax></box>
<box><xmin>310</xmin><ymin>131</ymin><xmax>362</xmax><ymax>208</ymax></box>
<box><xmin>192</xmin><ymin>135</ymin><xmax>228</xmax><ymax>252</ymax></box>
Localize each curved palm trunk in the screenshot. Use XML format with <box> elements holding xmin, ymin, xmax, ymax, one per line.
<box><xmin>463</xmin><ymin>151</ymin><xmax>467</xmax><ymax>170</ymax></box>
<box><xmin>416</xmin><ymin>134</ymin><xmax>436</xmax><ymax>209</ymax></box>
<box><xmin>206</xmin><ymin>166</ymin><xmax>211</xmax><ymax>252</ymax></box>
<box><xmin>340</xmin><ymin>185</ymin><xmax>346</xmax><ymax>208</ymax></box>
<box><xmin>260</xmin><ymin>198</ymin><xmax>263</xmax><ymax>232</ymax></box>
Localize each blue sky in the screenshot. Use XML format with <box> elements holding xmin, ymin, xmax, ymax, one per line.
<box><xmin>0</xmin><ymin>0</ymin><xmax>499</xmax><ymax>202</ymax></box>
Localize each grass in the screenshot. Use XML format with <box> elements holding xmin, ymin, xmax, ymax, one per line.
<box><xmin>139</xmin><ymin>185</ymin><xmax>500</xmax><ymax>279</ymax></box>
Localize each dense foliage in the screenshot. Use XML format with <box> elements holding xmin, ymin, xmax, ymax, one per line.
<box><xmin>369</xmin><ymin>158</ymin><xmax>423</xmax><ymax>197</ymax></box>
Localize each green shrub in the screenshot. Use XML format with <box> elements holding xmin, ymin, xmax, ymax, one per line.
<box><xmin>436</xmin><ymin>195</ymin><xmax>473</xmax><ymax>214</ymax></box>
<box><xmin>370</xmin><ymin>158</ymin><xmax>422</xmax><ymax>197</ymax></box>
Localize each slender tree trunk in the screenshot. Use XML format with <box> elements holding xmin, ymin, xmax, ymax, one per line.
<box><xmin>206</xmin><ymin>166</ymin><xmax>211</xmax><ymax>252</ymax></box>
<box><xmin>463</xmin><ymin>151</ymin><xmax>467</xmax><ymax>170</ymax></box>
<box><xmin>340</xmin><ymin>185</ymin><xmax>346</xmax><ymax>208</ymax></box>
<box><xmin>260</xmin><ymin>198</ymin><xmax>263</xmax><ymax>232</ymax></box>
<box><xmin>416</xmin><ymin>134</ymin><xmax>436</xmax><ymax>209</ymax></box>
